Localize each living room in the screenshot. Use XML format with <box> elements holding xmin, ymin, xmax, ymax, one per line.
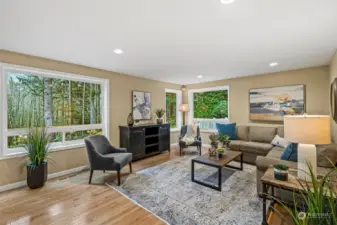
<box><xmin>1</xmin><ymin>1</ymin><xmax>337</xmax><ymax>225</ymax></box>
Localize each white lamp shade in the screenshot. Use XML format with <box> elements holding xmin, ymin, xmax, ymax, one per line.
<box><xmin>284</xmin><ymin>115</ymin><xmax>331</xmax><ymax>145</ymax></box>
<box><xmin>179</xmin><ymin>104</ymin><xmax>190</xmax><ymax>112</ymax></box>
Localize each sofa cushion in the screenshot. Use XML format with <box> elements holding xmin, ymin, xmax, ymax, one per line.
<box><xmin>277</xmin><ymin>126</ymin><xmax>284</xmax><ymax>138</ymax></box>
<box><xmin>248</xmin><ymin>126</ymin><xmax>277</xmax><ymax>143</ymax></box>
<box><xmin>236</xmin><ymin>125</ymin><xmax>249</xmax><ymax>141</ymax></box>
<box><xmin>216</xmin><ymin>123</ymin><xmax>237</xmax><ymax>140</ymax></box>
<box><xmin>229</xmin><ymin>140</ymin><xmax>243</xmax><ymax>150</ymax></box>
<box><xmin>317</xmin><ymin>144</ymin><xmax>337</xmax><ymax>168</ymax></box>
<box><xmin>240</xmin><ymin>141</ymin><xmax>273</xmax><ymax>155</ymax></box>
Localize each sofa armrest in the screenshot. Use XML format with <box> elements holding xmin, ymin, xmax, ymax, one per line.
<box><xmin>256</xmin><ymin>156</ymin><xmax>298</xmax><ymax>172</ymax></box>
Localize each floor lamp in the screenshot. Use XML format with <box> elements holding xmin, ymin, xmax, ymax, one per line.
<box><xmin>284</xmin><ymin>115</ymin><xmax>331</xmax><ymax>181</ymax></box>
<box><xmin>179</xmin><ymin>104</ymin><xmax>189</xmax><ymax>126</ymax></box>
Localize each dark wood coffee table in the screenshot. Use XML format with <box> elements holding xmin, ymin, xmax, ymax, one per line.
<box><xmin>191</xmin><ymin>150</ymin><xmax>243</xmax><ymax>191</ymax></box>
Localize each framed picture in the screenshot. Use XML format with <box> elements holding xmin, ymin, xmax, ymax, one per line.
<box><xmin>249</xmin><ymin>85</ymin><xmax>305</xmax><ymax>121</ymax></box>
<box><xmin>132</xmin><ymin>91</ymin><xmax>151</xmax><ymax>120</ymax></box>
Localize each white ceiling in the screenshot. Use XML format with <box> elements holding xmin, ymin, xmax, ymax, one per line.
<box><xmin>1</xmin><ymin>0</ymin><xmax>337</xmax><ymax>84</ymax></box>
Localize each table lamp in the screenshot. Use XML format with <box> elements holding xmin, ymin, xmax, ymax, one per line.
<box><xmin>284</xmin><ymin>115</ymin><xmax>331</xmax><ymax>181</ymax></box>
<box><xmin>179</xmin><ymin>104</ymin><xmax>189</xmax><ymax>125</ymax></box>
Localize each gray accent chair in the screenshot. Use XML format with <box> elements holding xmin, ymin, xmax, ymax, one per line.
<box><xmin>179</xmin><ymin>125</ymin><xmax>202</xmax><ymax>156</ymax></box>
<box><xmin>84</xmin><ymin>135</ymin><xmax>133</xmax><ymax>185</ymax></box>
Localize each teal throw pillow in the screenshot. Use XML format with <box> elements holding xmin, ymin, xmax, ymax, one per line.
<box><xmin>280</xmin><ymin>143</ymin><xmax>298</xmax><ymax>162</ymax></box>
<box><xmin>216</xmin><ymin>123</ymin><xmax>236</xmax><ymax>140</ymax></box>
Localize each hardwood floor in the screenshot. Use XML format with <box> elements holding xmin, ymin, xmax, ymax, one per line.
<box><xmin>0</xmin><ymin>148</ymin><xmax>204</xmax><ymax>225</ymax></box>
<box><xmin>0</xmin><ymin>147</ymin><xmax>289</xmax><ymax>225</ymax></box>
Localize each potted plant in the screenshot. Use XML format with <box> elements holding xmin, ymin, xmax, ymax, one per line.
<box><xmin>273</xmin><ymin>164</ymin><xmax>289</xmax><ymax>181</ymax></box>
<box><xmin>209</xmin><ymin>133</ymin><xmax>219</xmax><ymax>149</ymax></box>
<box><xmin>23</xmin><ymin>127</ymin><xmax>52</xmax><ymax>189</ymax></box>
<box><xmin>217</xmin><ymin>148</ymin><xmax>225</xmax><ymax>158</ymax></box>
<box><xmin>155</xmin><ymin>109</ymin><xmax>165</xmax><ymax>124</ymax></box>
<box><xmin>218</xmin><ymin>134</ymin><xmax>231</xmax><ymax>148</ymax></box>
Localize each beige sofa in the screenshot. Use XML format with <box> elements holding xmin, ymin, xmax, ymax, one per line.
<box><xmin>229</xmin><ymin>125</ymin><xmax>285</xmax><ymax>164</ymax></box>
<box><xmin>227</xmin><ymin>124</ymin><xmax>337</xmax><ymax>198</ymax></box>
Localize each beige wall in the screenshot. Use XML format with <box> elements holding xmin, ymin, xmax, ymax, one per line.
<box><xmin>185</xmin><ymin>67</ymin><xmax>330</xmax><ymax>144</ymax></box>
<box><xmin>0</xmin><ymin>50</ymin><xmax>180</xmax><ymax>187</ymax></box>
<box><xmin>330</xmin><ymin>51</ymin><xmax>337</xmax><ymax>142</ymax></box>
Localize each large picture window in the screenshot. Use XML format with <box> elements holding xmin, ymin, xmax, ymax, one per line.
<box><xmin>165</xmin><ymin>89</ymin><xmax>182</xmax><ymax>130</ymax></box>
<box><xmin>188</xmin><ymin>86</ymin><xmax>229</xmax><ymax>130</ymax></box>
<box><xmin>0</xmin><ymin>63</ymin><xmax>109</xmax><ymax>157</ymax></box>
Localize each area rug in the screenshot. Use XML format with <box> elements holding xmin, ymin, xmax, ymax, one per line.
<box><xmin>106</xmin><ymin>154</ymin><xmax>263</xmax><ymax>225</ymax></box>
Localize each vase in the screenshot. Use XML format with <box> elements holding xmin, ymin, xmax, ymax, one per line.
<box><xmin>157</xmin><ymin>118</ymin><xmax>163</xmax><ymax>124</ymax></box>
<box><xmin>274</xmin><ymin>168</ymin><xmax>289</xmax><ymax>181</ymax></box>
<box><xmin>27</xmin><ymin>162</ymin><xmax>48</xmax><ymax>189</ymax></box>
<box><xmin>127</xmin><ymin>113</ymin><xmax>134</xmax><ymax>126</ymax></box>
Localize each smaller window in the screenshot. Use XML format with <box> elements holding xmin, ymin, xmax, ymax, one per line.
<box><xmin>188</xmin><ymin>86</ymin><xmax>230</xmax><ymax>131</ymax></box>
<box><xmin>165</xmin><ymin>89</ymin><xmax>182</xmax><ymax>130</ymax></box>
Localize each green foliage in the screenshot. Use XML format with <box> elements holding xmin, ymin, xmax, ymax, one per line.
<box><xmin>24</xmin><ymin>128</ymin><xmax>52</xmax><ymax>167</ymax></box>
<box><xmin>7</xmin><ymin>72</ymin><xmax>102</xmax><ymax>148</ymax></box>
<box><xmin>273</xmin><ymin>164</ymin><xmax>289</xmax><ymax>171</ymax></box>
<box><xmin>273</xmin><ymin>161</ymin><xmax>337</xmax><ymax>225</ymax></box>
<box><xmin>193</xmin><ymin>90</ymin><xmax>228</xmax><ymax>119</ymax></box>
<box><xmin>155</xmin><ymin>109</ymin><xmax>165</xmax><ymax>118</ymax></box>
<box><xmin>166</xmin><ymin>93</ymin><xmax>176</xmax><ymax>128</ymax></box>
<box><xmin>218</xmin><ymin>134</ymin><xmax>230</xmax><ymax>146</ymax></box>
<box><xmin>217</xmin><ymin>148</ymin><xmax>225</xmax><ymax>154</ymax></box>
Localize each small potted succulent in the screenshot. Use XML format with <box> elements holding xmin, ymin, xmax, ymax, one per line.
<box><xmin>218</xmin><ymin>134</ymin><xmax>231</xmax><ymax>148</ymax></box>
<box><xmin>273</xmin><ymin>164</ymin><xmax>289</xmax><ymax>181</ymax></box>
<box><xmin>155</xmin><ymin>109</ymin><xmax>165</xmax><ymax>124</ymax></box>
<box><xmin>217</xmin><ymin>148</ymin><xmax>225</xmax><ymax>158</ymax></box>
<box><xmin>209</xmin><ymin>133</ymin><xmax>219</xmax><ymax>149</ymax></box>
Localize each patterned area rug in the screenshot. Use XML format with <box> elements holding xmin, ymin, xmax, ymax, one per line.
<box><xmin>106</xmin><ymin>154</ymin><xmax>263</xmax><ymax>225</ymax></box>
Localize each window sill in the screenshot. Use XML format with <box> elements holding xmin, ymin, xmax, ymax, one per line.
<box><xmin>170</xmin><ymin>128</ymin><xmax>180</xmax><ymax>132</ymax></box>
<box><xmin>200</xmin><ymin>129</ymin><xmax>218</xmax><ymax>133</ymax></box>
<box><xmin>0</xmin><ymin>141</ymin><xmax>86</xmax><ymax>160</ymax></box>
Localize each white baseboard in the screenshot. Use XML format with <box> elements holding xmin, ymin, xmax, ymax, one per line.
<box><xmin>0</xmin><ymin>165</ymin><xmax>89</xmax><ymax>193</ymax></box>
<box><xmin>170</xmin><ymin>143</ymin><xmax>178</xmax><ymax>148</ymax></box>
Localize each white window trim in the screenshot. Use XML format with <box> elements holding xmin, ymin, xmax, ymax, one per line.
<box><xmin>188</xmin><ymin>85</ymin><xmax>230</xmax><ymax>131</ymax></box>
<box><xmin>0</xmin><ymin>62</ymin><xmax>110</xmax><ymax>158</ymax></box>
<box><xmin>165</xmin><ymin>88</ymin><xmax>182</xmax><ymax>132</ymax></box>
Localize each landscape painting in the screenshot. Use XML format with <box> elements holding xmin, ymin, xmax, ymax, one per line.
<box><xmin>249</xmin><ymin>85</ymin><xmax>305</xmax><ymax>121</ymax></box>
<box><xmin>132</xmin><ymin>91</ymin><xmax>151</xmax><ymax>120</ymax></box>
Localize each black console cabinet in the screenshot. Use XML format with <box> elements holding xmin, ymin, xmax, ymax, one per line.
<box><xmin>119</xmin><ymin>124</ymin><xmax>170</xmax><ymax>161</ymax></box>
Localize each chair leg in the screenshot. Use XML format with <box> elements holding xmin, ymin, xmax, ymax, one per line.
<box><xmin>129</xmin><ymin>162</ymin><xmax>132</xmax><ymax>173</ymax></box>
<box><xmin>89</xmin><ymin>169</ymin><xmax>94</xmax><ymax>184</ymax></box>
<box><xmin>117</xmin><ymin>170</ymin><xmax>121</xmax><ymax>186</ymax></box>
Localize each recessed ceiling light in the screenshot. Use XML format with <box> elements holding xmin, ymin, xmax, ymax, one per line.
<box><xmin>221</xmin><ymin>0</ymin><xmax>235</xmax><ymax>4</ymax></box>
<box><xmin>197</xmin><ymin>74</ymin><xmax>203</xmax><ymax>79</ymax></box>
<box><xmin>114</xmin><ymin>49</ymin><xmax>124</xmax><ymax>54</ymax></box>
<box><xmin>269</xmin><ymin>62</ymin><xmax>279</xmax><ymax>67</ymax></box>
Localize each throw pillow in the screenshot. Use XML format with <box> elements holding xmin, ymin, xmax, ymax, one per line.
<box><xmin>216</xmin><ymin>123</ymin><xmax>236</xmax><ymax>140</ymax></box>
<box><xmin>280</xmin><ymin>143</ymin><xmax>298</xmax><ymax>162</ymax></box>
<box><xmin>271</xmin><ymin>135</ymin><xmax>290</xmax><ymax>149</ymax></box>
